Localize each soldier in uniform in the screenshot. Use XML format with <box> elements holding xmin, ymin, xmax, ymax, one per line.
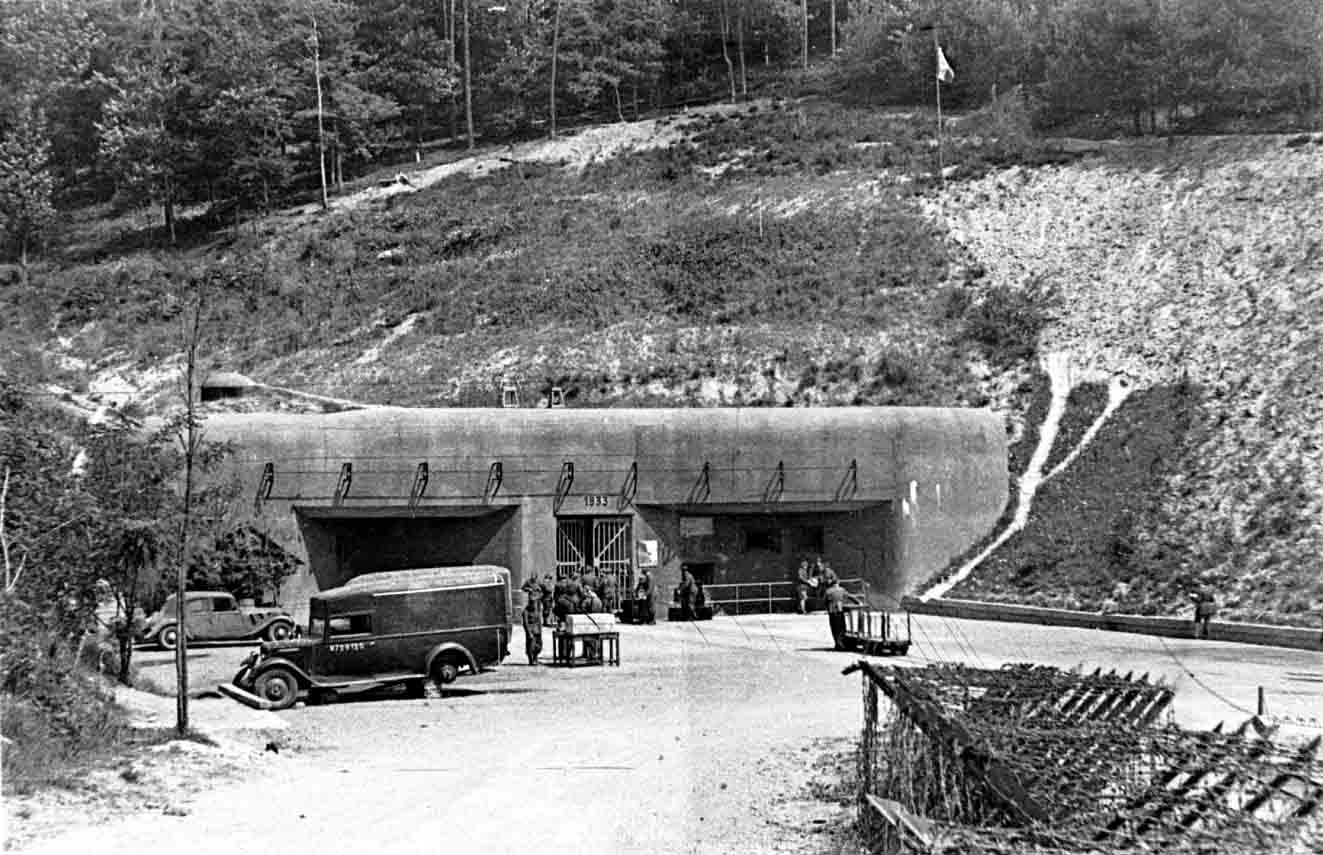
<box><xmin>636</xmin><ymin>568</ymin><xmax>655</xmax><ymax>624</ymax></box>
<box><xmin>795</xmin><ymin>561</ymin><xmax>811</xmax><ymax>614</ymax></box>
<box><xmin>1191</xmin><ymin>584</ymin><xmax>1218</xmax><ymax>639</ymax></box>
<box><xmin>824</xmin><ymin>580</ymin><xmax>848</xmax><ymax>650</ymax></box>
<box><xmin>581</xmin><ymin>584</ymin><xmax>603</xmax><ymax>614</ymax></box>
<box><xmin>522</xmin><ymin>594</ymin><xmax>544</xmax><ymax>665</ymax></box>
<box><xmin>679</xmin><ymin>567</ymin><xmax>697</xmax><ymax>621</ymax></box>
<box><xmin>540</xmin><ymin>573</ymin><xmax>556</xmax><ymax>626</ymax></box>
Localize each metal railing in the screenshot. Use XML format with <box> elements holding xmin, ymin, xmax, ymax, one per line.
<box><xmin>703</xmin><ymin>577</ymin><xmax>871</xmax><ymax>615</ymax></box>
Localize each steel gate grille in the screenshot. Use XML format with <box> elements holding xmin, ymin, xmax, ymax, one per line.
<box><xmin>554</xmin><ymin>517</ymin><xmax>633</xmax><ymax>610</ymax></box>
<box><xmin>592</xmin><ymin>518</ymin><xmax>632</xmax><ymax>610</ymax></box>
<box><xmin>555</xmin><ymin>518</ymin><xmax>587</xmax><ymax>579</ymax></box>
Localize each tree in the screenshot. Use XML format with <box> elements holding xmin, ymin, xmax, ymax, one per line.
<box><xmin>96</xmin><ymin>62</ymin><xmax>191</xmax><ymax>243</ymax></box>
<box><xmin>0</xmin><ymin>103</ymin><xmax>56</xmax><ymax>278</ymax></box>
<box><xmin>79</xmin><ymin>423</ymin><xmax>173</xmax><ymax>686</ymax></box>
<box><xmin>190</xmin><ymin>525</ymin><xmax>304</xmax><ymax>604</ymax></box>
<box><xmin>0</xmin><ymin>380</ymin><xmax>101</xmax><ymax>639</ymax></box>
<box><xmin>356</xmin><ymin>0</ymin><xmax>457</xmax><ymax>160</ymax></box>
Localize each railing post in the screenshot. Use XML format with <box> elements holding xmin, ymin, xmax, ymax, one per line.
<box><xmin>735</xmin><ymin>584</ymin><xmax>741</xmax><ymax>616</ymax></box>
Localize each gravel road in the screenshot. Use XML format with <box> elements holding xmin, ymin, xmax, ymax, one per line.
<box><xmin>14</xmin><ymin>614</ymin><xmax>1323</xmax><ymax>854</ymax></box>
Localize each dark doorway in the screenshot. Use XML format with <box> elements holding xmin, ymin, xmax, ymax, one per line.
<box><xmin>296</xmin><ymin>506</ymin><xmax>518</xmax><ymax>589</ymax></box>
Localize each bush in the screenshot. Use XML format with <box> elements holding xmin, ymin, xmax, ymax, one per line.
<box><xmin>1</xmin><ymin>598</ymin><xmax>126</xmax><ymax>792</ymax></box>
<box><xmin>959</xmin><ymin>279</ymin><xmax>1056</xmax><ymax>365</ymax></box>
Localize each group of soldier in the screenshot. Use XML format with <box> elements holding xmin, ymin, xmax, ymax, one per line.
<box><xmin>517</xmin><ymin>559</ymin><xmax>854</xmax><ymax>664</ymax></box>
<box><xmin>794</xmin><ymin>558</ymin><xmax>840</xmax><ymax>616</ymax></box>
<box><xmin>518</xmin><ymin>566</ymin><xmax>657</xmax><ymax>665</ymax></box>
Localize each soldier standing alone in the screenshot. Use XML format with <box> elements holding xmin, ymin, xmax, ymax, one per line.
<box><xmin>636</xmin><ymin>567</ymin><xmax>655</xmax><ymax>624</ymax></box>
<box><xmin>824</xmin><ymin>580</ymin><xmax>848</xmax><ymax>650</ymax></box>
<box><xmin>522</xmin><ymin>594</ymin><xmax>544</xmax><ymax>665</ymax></box>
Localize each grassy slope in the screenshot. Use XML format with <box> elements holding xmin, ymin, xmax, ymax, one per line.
<box><xmin>6</xmin><ymin>102</ymin><xmax>1321</xmax><ymax>624</ymax></box>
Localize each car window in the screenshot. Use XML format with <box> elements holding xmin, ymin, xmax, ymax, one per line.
<box><xmin>212</xmin><ymin>596</ymin><xmax>236</xmax><ymax>611</ymax></box>
<box><xmin>187</xmin><ymin>599</ymin><xmax>209</xmax><ymax>614</ymax></box>
<box><xmin>309</xmin><ymin>618</ymin><xmax>325</xmax><ymax>638</ymax></box>
<box><xmin>327</xmin><ymin>614</ymin><xmax>373</xmax><ymax>636</ymax></box>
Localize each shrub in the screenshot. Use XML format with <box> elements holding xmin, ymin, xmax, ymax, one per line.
<box><xmin>1</xmin><ymin>598</ymin><xmax>126</xmax><ymax>792</ymax></box>
<box><xmin>959</xmin><ymin>279</ymin><xmax>1056</xmax><ymax>365</ymax></box>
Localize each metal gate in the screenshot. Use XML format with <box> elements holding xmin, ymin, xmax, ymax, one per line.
<box><xmin>555</xmin><ymin>517</ymin><xmax>633</xmax><ymax>610</ymax></box>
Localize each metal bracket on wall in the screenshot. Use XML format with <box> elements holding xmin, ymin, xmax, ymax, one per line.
<box><xmin>409</xmin><ymin>462</ymin><xmax>429</xmax><ymax>511</ymax></box>
<box><xmin>835</xmin><ymin>459</ymin><xmax>858</xmax><ymax>502</ymax></box>
<box><xmin>333</xmin><ymin>462</ymin><xmax>352</xmax><ymax>507</ymax></box>
<box><xmin>553</xmin><ymin>462</ymin><xmax>574</xmax><ymax>514</ymax></box>
<box><xmin>618</xmin><ymin>461</ymin><xmax>638</xmax><ymax>511</ymax></box>
<box><xmin>485</xmin><ymin>461</ymin><xmax>503</xmax><ymax>503</ymax></box>
<box><xmin>686</xmin><ymin>461</ymin><xmax>711</xmax><ymax>505</ymax></box>
<box><xmin>762</xmin><ymin>461</ymin><xmax>785</xmax><ymax>504</ymax></box>
<box><xmin>253</xmin><ymin>462</ymin><xmax>275</xmax><ymax>515</ymax></box>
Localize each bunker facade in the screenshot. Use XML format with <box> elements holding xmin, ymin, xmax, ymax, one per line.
<box><xmin>205</xmin><ymin>406</ymin><xmax>1007</xmax><ymax>621</ymax></box>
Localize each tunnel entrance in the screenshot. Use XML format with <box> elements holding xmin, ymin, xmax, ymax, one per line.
<box><xmin>294</xmin><ymin>505</ymin><xmax>519</xmax><ymax>590</ymax></box>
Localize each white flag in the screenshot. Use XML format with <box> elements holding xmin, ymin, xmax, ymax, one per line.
<box><xmin>936</xmin><ymin>45</ymin><xmax>955</xmax><ymax>84</ymax></box>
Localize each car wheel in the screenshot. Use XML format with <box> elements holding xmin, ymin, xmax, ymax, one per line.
<box><xmin>264</xmin><ymin>622</ymin><xmax>292</xmax><ymax>642</ymax></box>
<box><xmin>157</xmin><ymin>625</ymin><xmax>179</xmax><ymax>651</ymax></box>
<box><xmin>253</xmin><ymin>668</ymin><xmax>300</xmax><ymax>711</ymax></box>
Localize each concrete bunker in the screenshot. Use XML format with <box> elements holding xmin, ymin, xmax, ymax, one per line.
<box><xmin>204</xmin><ymin>406</ymin><xmax>1008</xmax><ymax>621</ymax></box>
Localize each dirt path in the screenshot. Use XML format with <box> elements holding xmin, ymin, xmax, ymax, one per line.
<box><xmin>13</xmin><ymin>615</ymin><xmax>1323</xmax><ymax>854</ymax></box>
<box><xmin>300</xmin><ymin>100</ymin><xmax>770</xmax><ymax>216</ymax></box>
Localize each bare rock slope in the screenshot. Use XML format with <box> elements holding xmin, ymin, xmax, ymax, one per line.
<box><xmin>930</xmin><ymin>135</ymin><xmax>1323</xmax><ymax>622</ymax></box>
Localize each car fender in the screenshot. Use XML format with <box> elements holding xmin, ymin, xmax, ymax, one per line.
<box><xmin>248</xmin><ymin>614</ymin><xmax>295</xmax><ymax>636</ymax></box>
<box><xmin>249</xmin><ymin>656</ymin><xmax>314</xmax><ymax>687</ymax></box>
<box><xmin>425</xmin><ymin>642</ymin><xmax>478</xmax><ymax>677</ymax></box>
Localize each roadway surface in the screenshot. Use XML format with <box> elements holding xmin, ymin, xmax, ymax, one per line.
<box><xmin>18</xmin><ymin>614</ymin><xmax>1323</xmax><ymax>855</ymax></box>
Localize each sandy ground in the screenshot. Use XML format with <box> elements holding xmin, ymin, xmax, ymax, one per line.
<box><xmin>9</xmin><ymin>615</ymin><xmax>1323</xmax><ymax>854</ymax></box>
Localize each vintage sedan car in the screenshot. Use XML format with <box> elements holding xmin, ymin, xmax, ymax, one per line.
<box><xmin>140</xmin><ymin>591</ymin><xmax>296</xmax><ymax>650</ymax></box>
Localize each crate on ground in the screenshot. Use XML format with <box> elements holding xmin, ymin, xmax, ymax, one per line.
<box><xmin>562</xmin><ymin>613</ymin><xmax>618</xmax><ymax>635</ymax></box>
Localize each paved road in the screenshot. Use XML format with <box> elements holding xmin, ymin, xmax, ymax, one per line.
<box><xmin>21</xmin><ymin>615</ymin><xmax>1323</xmax><ymax>855</ymax></box>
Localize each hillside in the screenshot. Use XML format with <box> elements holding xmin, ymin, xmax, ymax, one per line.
<box><xmin>5</xmin><ymin>100</ymin><xmax>1321</xmax><ymax>625</ymax></box>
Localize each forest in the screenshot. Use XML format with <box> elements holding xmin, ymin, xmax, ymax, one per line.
<box><xmin>2</xmin><ymin>0</ymin><xmax>1320</xmax><ymax>263</ymax></box>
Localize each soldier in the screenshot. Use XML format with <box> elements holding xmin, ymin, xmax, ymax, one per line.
<box><xmin>795</xmin><ymin>561</ymin><xmax>811</xmax><ymax>615</ymax></box>
<box><xmin>540</xmin><ymin>574</ymin><xmax>556</xmax><ymax>627</ymax></box>
<box><xmin>679</xmin><ymin>568</ymin><xmax>697</xmax><ymax>621</ymax></box>
<box><xmin>819</xmin><ymin>559</ymin><xmax>839</xmax><ymax>590</ymax></box>
<box><xmin>522</xmin><ymin>594</ymin><xmax>544</xmax><ymax>665</ymax></box>
<box><xmin>600</xmin><ymin>573</ymin><xmax>618</xmax><ymax>613</ymax></box>
<box><xmin>824</xmin><ymin>580</ymin><xmax>848</xmax><ymax>650</ymax></box>
<box><xmin>553</xmin><ymin>574</ymin><xmax>577</xmax><ymax>629</ymax></box>
<box><xmin>581</xmin><ymin>585</ymin><xmax>603</xmax><ymax>614</ymax></box>
<box><xmin>636</xmin><ymin>567</ymin><xmax>655</xmax><ymax>624</ymax></box>
<box><xmin>1191</xmin><ymin>584</ymin><xmax>1218</xmax><ymax>640</ymax></box>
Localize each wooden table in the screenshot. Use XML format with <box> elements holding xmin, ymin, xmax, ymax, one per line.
<box><xmin>551</xmin><ymin>630</ymin><xmax>620</xmax><ymax>667</ymax></box>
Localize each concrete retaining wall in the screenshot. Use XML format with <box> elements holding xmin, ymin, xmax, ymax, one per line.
<box><xmin>902</xmin><ymin>596</ymin><xmax>1323</xmax><ymax>653</ymax></box>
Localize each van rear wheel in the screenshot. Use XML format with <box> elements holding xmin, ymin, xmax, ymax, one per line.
<box><xmin>432</xmin><ymin>659</ymin><xmax>460</xmax><ymax>686</ymax></box>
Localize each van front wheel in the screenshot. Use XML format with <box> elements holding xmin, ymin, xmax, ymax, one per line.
<box><xmin>253</xmin><ymin>667</ymin><xmax>300</xmax><ymax>710</ymax></box>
